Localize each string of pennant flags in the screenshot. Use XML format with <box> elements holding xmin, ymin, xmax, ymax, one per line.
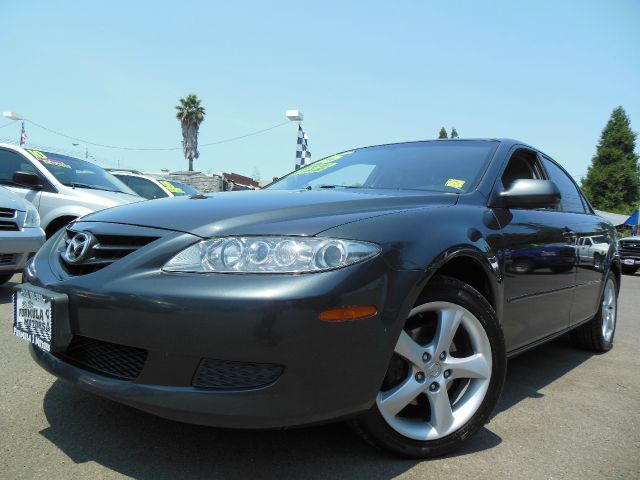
<box><xmin>11</xmin><ymin>114</ymin><xmax>311</xmax><ymax>174</ymax></box>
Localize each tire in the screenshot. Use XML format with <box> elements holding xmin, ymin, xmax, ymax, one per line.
<box><xmin>0</xmin><ymin>272</ymin><xmax>14</xmax><ymax>285</ymax></box>
<box><xmin>593</xmin><ymin>254</ymin><xmax>603</xmax><ymax>271</ymax></box>
<box><xmin>621</xmin><ymin>266</ymin><xmax>638</xmax><ymax>276</ymax></box>
<box><xmin>351</xmin><ymin>275</ymin><xmax>507</xmax><ymax>459</ymax></box>
<box><xmin>570</xmin><ymin>273</ymin><xmax>618</xmax><ymax>352</ymax></box>
<box><xmin>511</xmin><ymin>259</ymin><xmax>534</xmax><ymax>274</ymax></box>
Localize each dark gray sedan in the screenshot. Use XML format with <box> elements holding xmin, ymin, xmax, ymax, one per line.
<box><xmin>13</xmin><ymin>139</ymin><xmax>620</xmax><ymax>458</ymax></box>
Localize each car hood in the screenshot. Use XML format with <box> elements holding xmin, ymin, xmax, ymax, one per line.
<box><xmin>79</xmin><ymin>189</ymin><xmax>458</xmax><ymax>237</ymax></box>
<box><xmin>0</xmin><ymin>186</ymin><xmax>29</xmax><ymax>211</ymax></box>
<box><xmin>57</xmin><ymin>184</ymin><xmax>142</xmax><ymax>208</ymax></box>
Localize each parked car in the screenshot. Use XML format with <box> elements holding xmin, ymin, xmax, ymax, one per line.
<box><xmin>618</xmin><ymin>236</ymin><xmax>640</xmax><ymax>275</ymax></box>
<box><xmin>0</xmin><ymin>186</ymin><xmax>45</xmax><ymax>285</ymax></box>
<box><xmin>506</xmin><ymin>243</ymin><xmax>577</xmax><ymax>274</ymax></box>
<box><xmin>14</xmin><ymin>139</ymin><xmax>620</xmax><ymax>458</ymax></box>
<box><xmin>109</xmin><ymin>170</ymin><xmax>201</xmax><ymax>200</ymax></box>
<box><xmin>0</xmin><ymin>144</ymin><xmax>141</xmax><ymax>237</ymax></box>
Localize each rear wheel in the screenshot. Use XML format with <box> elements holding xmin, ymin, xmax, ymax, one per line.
<box><xmin>511</xmin><ymin>259</ymin><xmax>534</xmax><ymax>274</ymax></box>
<box><xmin>351</xmin><ymin>275</ymin><xmax>506</xmax><ymax>458</ymax></box>
<box><xmin>0</xmin><ymin>273</ymin><xmax>13</xmax><ymax>285</ymax></box>
<box><xmin>571</xmin><ymin>273</ymin><xmax>618</xmax><ymax>352</ymax></box>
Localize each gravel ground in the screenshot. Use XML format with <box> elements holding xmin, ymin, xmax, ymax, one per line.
<box><xmin>1</xmin><ymin>272</ymin><xmax>638</xmax><ymax>480</ymax></box>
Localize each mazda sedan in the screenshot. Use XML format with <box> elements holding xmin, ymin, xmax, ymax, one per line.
<box><xmin>13</xmin><ymin>139</ymin><xmax>620</xmax><ymax>458</ymax></box>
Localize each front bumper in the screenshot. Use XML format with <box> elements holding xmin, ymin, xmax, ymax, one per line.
<box><xmin>0</xmin><ymin>227</ymin><xmax>45</xmax><ymax>273</ymax></box>
<box><xmin>24</xmin><ymin>227</ymin><xmax>422</xmax><ymax>429</ymax></box>
<box><xmin>620</xmin><ymin>257</ymin><xmax>640</xmax><ymax>266</ymax></box>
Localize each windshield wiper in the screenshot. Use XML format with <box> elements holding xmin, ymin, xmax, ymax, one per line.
<box><xmin>310</xmin><ymin>184</ymin><xmax>365</xmax><ymax>189</ymax></box>
<box><xmin>63</xmin><ymin>182</ymin><xmax>118</xmax><ymax>193</ymax></box>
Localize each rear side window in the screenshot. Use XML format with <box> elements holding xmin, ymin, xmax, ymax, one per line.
<box><xmin>127</xmin><ymin>177</ymin><xmax>168</xmax><ymax>200</ymax></box>
<box><xmin>541</xmin><ymin>157</ymin><xmax>587</xmax><ymax>214</ymax></box>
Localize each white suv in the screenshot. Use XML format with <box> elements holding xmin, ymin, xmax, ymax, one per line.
<box><xmin>0</xmin><ymin>144</ymin><xmax>141</xmax><ymax>237</ymax></box>
<box><xmin>0</xmin><ymin>186</ymin><xmax>45</xmax><ymax>285</ymax></box>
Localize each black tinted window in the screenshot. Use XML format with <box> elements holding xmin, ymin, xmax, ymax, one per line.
<box><xmin>541</xmin><ymin>157</ymin><xmax>586</xmax><ymax>213</ymax></box>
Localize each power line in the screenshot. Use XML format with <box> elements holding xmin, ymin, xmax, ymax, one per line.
<box><xmin>0</xmin><ymin>121</ymin><xmax>14</xmax><ymax>129</ymax></box>
<box><xmin>25</xmin><ymin>118</ymin><xmax>290</xmax><ymax>152</ymax></box>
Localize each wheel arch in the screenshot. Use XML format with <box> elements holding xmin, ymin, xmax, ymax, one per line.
<box><xmin>414</xmin><ymin>247</ymin><xmax>504</xmax><ymax>323</ymax></box>
<box><xmin>608</xmin><ymin>258</ymin><xmax>621</xmax><ymax>292</ymax></box>
<box><xmin>44</xmin><ymin>215</ymin><xmax>78</xmax><ymax>238</ymax></box>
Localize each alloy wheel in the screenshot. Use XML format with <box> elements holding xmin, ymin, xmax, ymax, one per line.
<box><xmin>377</xmin><ymin>301</ymin><xmax>492</xmax><ymax>441</ymax></box>
<box><xmin>601</xmin><ymin>278</ymin><xmax>617</xmax><ymax>342</ymax></box>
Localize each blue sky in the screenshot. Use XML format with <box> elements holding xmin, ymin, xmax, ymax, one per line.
<box><xmin>2</xmin><ymin>0</ymin><xmax>639</xmax><ymax>182</ymax></box>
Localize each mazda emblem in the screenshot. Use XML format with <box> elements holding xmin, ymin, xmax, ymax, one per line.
<box><xmin>62</xmin><ymin>232</ymin><xmax>95</xmax><ymax>264</ymax></box>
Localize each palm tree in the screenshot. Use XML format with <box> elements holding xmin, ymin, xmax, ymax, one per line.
<box><xmin>175</xmin><ymin>94</ymin><xmax>206</xmax><ymax>171</ymax></box>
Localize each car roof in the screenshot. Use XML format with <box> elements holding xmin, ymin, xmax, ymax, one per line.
<box><xmin>324</xmin><ymin>138</ymin><xmax>535</xmax><ymax>156</ymax></box>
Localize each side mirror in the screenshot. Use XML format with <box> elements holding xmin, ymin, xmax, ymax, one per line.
<box><xmin>12</xmin><ymin>171</ymin><xmax>42</xmax><ymax>190</ymax></box>
<box><xmin>494</xmin><ymin>179</ymin><xmax>561</xmax><ymax>209</ymax></box>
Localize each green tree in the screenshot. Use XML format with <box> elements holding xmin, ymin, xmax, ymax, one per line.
<box><xmin>438</xmin><ymin>127</ymin><xmax>448</xmax><ymax>139</ymax></box>
<box><xmin>450</xmin><ymin>127</ymin><xmax>459</xmax><ymax>139</ymax></box>
<box><xmin>581</xmin><ymin>106</ymin><xmax>639</xmax><ymax>214</ymax></box>
<box><xmin>175</xmin><ymin>94</ymin><xmax>206</xmax><ymax>171</ymax></box>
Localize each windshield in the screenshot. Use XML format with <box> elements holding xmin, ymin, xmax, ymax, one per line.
<box><xmin>268</xmin><ymin>140</ymin><xmax>498</xmax><ymax>193</ymax></box>
<box><xmin>157</xmin><ymin>179</ymin><xmax>200</xmax><ymax>196</ymax></box>
<box><xmin>27</xmin><ymin>150</ymin><xmax>137</xmax><ymax>195</ymax></box>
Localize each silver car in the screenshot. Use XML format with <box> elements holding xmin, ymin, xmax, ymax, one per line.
<box><xmin>0</xmin><ymin>186</ymin><xmax>45</xmax><ymax>285</ymax></box>
<box><xmin>109</xmin><ymin>170</ymin><xmax>201</xmax><ymax>199</ymax></box>
<box><xmin>0</xmin><ymin>144</ymin><xmax>141</xmax><ymax>237</ymax></box>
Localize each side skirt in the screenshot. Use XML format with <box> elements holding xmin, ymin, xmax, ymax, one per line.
<box><xmin>506</xmin><ymin>315</ymin><xmax>594</xmax><ymax>359</ymax></box>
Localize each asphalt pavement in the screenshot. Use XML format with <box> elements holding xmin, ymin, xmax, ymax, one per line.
<box><xmin>1</xmin><ymin>272</ymin><xmax>638</xmax><ymax>480</ymax></box>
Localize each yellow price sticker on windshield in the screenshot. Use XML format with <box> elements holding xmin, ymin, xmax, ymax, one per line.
<box><xmin>159</xmin><ymin>180</ymin><xmax>185</xmax><ymax>194</ymax></box>
<box><xmin>445</xmin><ymin>178</ymin><xmax>465</xmax><ymax>189</ymax></box>
<box><xmin>290</xmin><ymin>151</ymin><xmax>355</xmax><ymax>176</ymax></box>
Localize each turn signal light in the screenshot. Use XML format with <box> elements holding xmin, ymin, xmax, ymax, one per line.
<box><xmin>318</xmin><ymin>305</ymin><xmax>378</xmax><ymax>322</ymax></box>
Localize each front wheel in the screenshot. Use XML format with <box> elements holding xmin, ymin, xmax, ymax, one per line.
<box><xmin>351</xmin><ymin>275</ymin><xmax>506</xmax><ymax>458</ymax></box>
<box><xmin>621</xmin><ymin>265</ymin><xmax>638</xmax><ymax>275</ymax></box>
<box><xmin>593</xmin><ymin>254</ymin><xmax>603</xmax><ymax>270</ymax></box>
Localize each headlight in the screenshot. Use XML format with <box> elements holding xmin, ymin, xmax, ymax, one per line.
<box><xmin>163</xmin><ymin>236</ymin><xmax>381</xmax><ymax>273</ymax></box>
<box><xmin>23</xmin><ymin>204</ymin><xmax>40</xmax><ymax>228</ymax></box>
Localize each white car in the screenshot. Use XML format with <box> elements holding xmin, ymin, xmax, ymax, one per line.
<box><xmin>0</xmin><ymin>186</ymin><xmax>45</xmax><ymax>285</ymax></box>
<box><xmin>109</xmin><ymin>170</ymin><xmax>201</xmax><ymax>199</ymax></box>
<box><xmin>0</xmin><ymin>144</ymin><xmax>141</xmax><ymax>237</ymax></box>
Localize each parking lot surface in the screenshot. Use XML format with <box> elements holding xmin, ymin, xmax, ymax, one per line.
<box><xmin>1</xmin><ymin>272</ymin><xmax>638</xmax><ymax>479</ymax></box>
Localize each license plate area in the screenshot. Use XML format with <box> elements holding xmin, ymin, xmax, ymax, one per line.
<box><xmin>13</xmin><ymin>285</ymin><xmax>71</xmax><ymax>352</ymax></box>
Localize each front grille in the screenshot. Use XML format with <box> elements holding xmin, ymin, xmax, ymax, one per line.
<box><xmin>620</xmin><ymin>240</ymin><xmax>640</xmax><ymax>257</ymax></box>
<box><xmin>0</xmin><ymin>253</ymin><xmax>15</xmax><ymax>265</ymax></box>
<box><xmin>55</xmin><ymin>336</ymin><xmax>148</xmax><ymax>381</ymax></box>
<box><xmin>60</xmin><ymin>228</ymin><xmax>159</xmax><ymax>276</ymax></box>
<box><xmin>0</xmin><ymin>207</ymin><xmax>16</xmax><ymax>218</ymax></box>
<box><xmin>192</xmin><ymin>358</ymin><xmax>284</xmax><ymax>389</ymax></box>
<box><xmin>0</xmin><ymin>220</ymin><xmax>19</xmax><ymax>231</ymax></box>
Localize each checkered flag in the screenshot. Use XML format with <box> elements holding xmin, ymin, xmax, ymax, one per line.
<box><xmin>295</xmin><ymin>124</ymin><xmax>311</xmax><ymax>170</ymax></box>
